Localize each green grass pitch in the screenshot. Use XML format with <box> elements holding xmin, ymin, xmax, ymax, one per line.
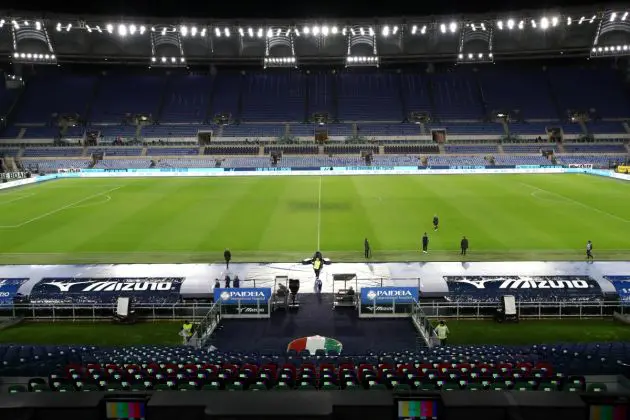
<box><xmin>2</xmin><ymin>320</ymin><xmax>630</xmax><ymax>346</ymax></box>
<box><xmin>0</xmin><ymin>173</ymin><xmax>627</xmax><ymax>264</ymax></box>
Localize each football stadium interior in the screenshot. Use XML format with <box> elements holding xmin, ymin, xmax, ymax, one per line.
<box><xmin>1</xmin><ymin>6</ymin><xmax>630</xmax><ymax>420</ymax></box>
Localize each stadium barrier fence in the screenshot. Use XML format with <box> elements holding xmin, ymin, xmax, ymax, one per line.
<box><xmin>188</xmin><ymin>300</ymin><xmax>222</xmax><ymax>348</ymax></box>
<box><xmin>0</xmin><ymin>300</ymin><xmax>622</xmax><ymax>321</ymax></box>
<box><xmin>411</xmin><ymin>303</ymin><xmax>440</xmax><ymax>348</ymax></box>
<box><xmin>419</xmin><ymin>300</ymin><xmax>620</xmax><ymax>319</ymax></box>
<box><xmin>0</xmin><ymin>300</ymin><xmax>268</xmax><ymax>321</ymax></box>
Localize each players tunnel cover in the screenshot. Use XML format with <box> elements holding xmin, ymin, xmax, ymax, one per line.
<box><xmin>287</xmin><ymin>335</ymin><xmax>343</xmax><ymax>354</ymax></box>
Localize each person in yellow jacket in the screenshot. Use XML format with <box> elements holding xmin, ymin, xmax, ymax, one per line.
<box><xmin>435</xmin><ymin>320</ymin><xmax>450</xmax><ymax>346</ymax></box>
<box><xmin>181</xmin><ymin>320</ymin><xmax>193</xmax><ymax>344</ymax></box>
<box><xmin>312</xmin><ymin>257</ymin><xmax>323</xmax><ymax>280</ymax></box>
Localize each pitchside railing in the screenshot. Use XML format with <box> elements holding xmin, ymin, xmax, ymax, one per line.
<box><xmin>0</xmin><ymin>300</ymin><xmax>622</xmax><ymax>321</ymax></box>
<box><xmin>188</xmin><ymin>300</ymin><xmax>222</xmax><ymax>348</ymax></box>
<box><xmin>419</xmin><ymin>300</ymin><xmax>618</xmax><ymax>319</ymax></box>
<box><xmin>411</xmin><ymin>303</ymin><xmax>440</xmax><ymax>348</ymax></box>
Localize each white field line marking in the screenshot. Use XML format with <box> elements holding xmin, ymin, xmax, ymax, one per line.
<box><xmin>521</xmin><ymin>182</ymin><xmax>630</xmax><ymax>223</ymax></box>
<box><xmin>70</xmin><ymin>194</ymin><xmax>112</xmax><ymax>209</ymax></box>
<box><xmin>0</xmin><ymin>193</ymin><xmax>36</xmax><ymax>205</ymax></box>
<box><xmin>317</xmin><ymin>176</ymin><xmax>322</xmax><ymax>250</ymax></box>
<box><xmin>0</xmin><ymin>186</ymin><xmax>123</xmax><ymax>228</ymax></box>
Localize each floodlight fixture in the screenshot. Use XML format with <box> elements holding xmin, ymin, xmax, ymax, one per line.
<box><xmin>540</xmin><ymin>17</ymin><xmax>549</xmax><ymax>29</ymax></box>
<box><xmin>215</xmin><ymin>27</ymin><xmax>221</xmax><ymax>37</ymax></box>
<box><xmin>263</xmin><ymin>56</ymin><xmax>297</xmax><ymax>68</ymax></box>
<box><xmin>345</xmin><ymin>55</ymin><xmax>379</xmax><ymax>67</ymax></box>
<box><xmin>12</xmin><ymin>52</ymin><xmax>57</xmax><ymax>64</ymax></box>
<box><xmin>623</xmin><ymin>12</ymin><xmax>629</xmax><ymax>21</ymax></box>
<box><xmin>382</xmin><ymin>25</ymin><xmax>390</xmax><ymax>36</ymax></box>
<box><xmin>106</xmin><ymin>24</ymin><xmax>113</xmax><ymax>33</ymax></box>
<box><xmin>411</xmin><ymin>24</ymin><xmax>417</xmax><ymax>34</ymax></box>
<box><xmin>440</xmin><ymin>23</ymin><xmax>446</xmax><ymax>33</ymax></box>
<box><xmin>449</xmin><ymin>22</ymin><xmax>457</xmax><ymax>33</ymax></box>
<box><xmin>35</xmin><ymin>21</ymin><xmax>41</xmax><ymax>30</ymax></box>
<box><xmin>421</xmin><ymin>25</ymin><xmax>427</xmax><ymax>34</ymax></box>
<box><xmin>238</xmin><ymin>27</ymin><xmax>244</xmax><ymax>36</ymax></box>
<box><xmin>457</xmin><ymin>51</ymin><xmax>493</xmax><ymax>63</ymax></box>
<box><xmin>567</xmin><ymin>17</ymin><xmax>572</xmax><ymax>25</ymax></box>
<box><xmin>150</xmin><ymin>56</ymin><xmax>186</xmax><ymax>67</ymax></box>
<box><xmin>181</xmin><ymin>25</ymin><xmax>188</xmax><ymax>36</ymax></box>
<box><xmin>56</xmin><ymin>22</ymin><xmax>61</xmax><ymax>31</ymax></box>
<box><xmin>0</xmin><ymin>20</ymin><xmax>4</xmax><ymax>28</ymax></box>
<box><xmin>590</xmin><ymin>44</ymin><xmax>630</xmax><ymax>58</ymax></box>
<box><xmin>518</xmin><ymin>20</ymin><xmax>524</xmax><ymax>29</ymax></box>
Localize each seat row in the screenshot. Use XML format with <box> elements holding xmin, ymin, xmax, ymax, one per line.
<box><xmin>8</xmin><ymin>374</ymin><xmax>606</xmax><ymax>393</ymax></box>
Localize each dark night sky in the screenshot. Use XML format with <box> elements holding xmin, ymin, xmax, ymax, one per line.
<box><xmin>0</xmin><ymin>0</ymin><xmax>606</xmax><ymax>19</ymax></box>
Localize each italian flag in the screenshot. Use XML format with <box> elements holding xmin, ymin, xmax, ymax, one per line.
<box><xmin>287</xmin><ymin>335</ymin><xmax>343</xmax><ymax>354</ymax></box>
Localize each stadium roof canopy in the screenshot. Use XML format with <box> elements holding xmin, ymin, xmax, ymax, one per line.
<box><xmin>1</xmin><ymin>6</ymin><xmax>629</xmax><ymax>67</ymax></box>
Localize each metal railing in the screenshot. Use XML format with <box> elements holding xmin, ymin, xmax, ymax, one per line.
<box><xmin>0</xmin><ymin>299</ymin><xmax>622</xmax><ymax>321</ymax></box>
<box><xmin>411</xmin><ymin>303</ymin><xmax>439</xmax><ymax>348</ymax></box>
<box><xmin>189</xmin><ymin>300</ymin><xmax>222</xmax><ymax>348</ymax></box>
<box><xmin>419</xmin><ymin>300</ymin><xmax>621</xmax><ymax>319</ymax></box>
<box><xmin>0</xmin><ymin>303</ymin><xmax>215</xmax><ymax>321</ymax></box>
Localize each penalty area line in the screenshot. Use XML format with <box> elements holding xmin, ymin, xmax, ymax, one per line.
<box><xmin>521</xmin><ymin>182</ymin><xmax>629</xmax><ymax>224</ymax></box>
<box><xmin>0</xmin><ymin>186</ymin><xmax>124</xmax><ymax>229</ymax></box>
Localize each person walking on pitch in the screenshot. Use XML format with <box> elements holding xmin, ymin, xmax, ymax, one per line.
<box><xmin>422</xmin><ymin>233</ymin><xmax>429</xmax><ymax>254</ymax></box>
<box><xmin>460</xmin><ymin>236</ymin><xmax>469</xmax><ymax>256</ymax></box>
<box><xmin>364</xmin><ymin>238</ymin><xmax>371</xmax><ymax>259</ymax></box>
<box><xmin>586</xmin><ymin>240</ymin><xmax>594</xmax><ymax>262</ymax></box>
<box><xmin>224</xmin><ymin>249</ymin><xmax>232</xmax><ymax>269</ymax></box>
<box><xmin>433</xmin><ymin>215</ymin><xmax>439</xmax><ymax>231</ymax></box>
